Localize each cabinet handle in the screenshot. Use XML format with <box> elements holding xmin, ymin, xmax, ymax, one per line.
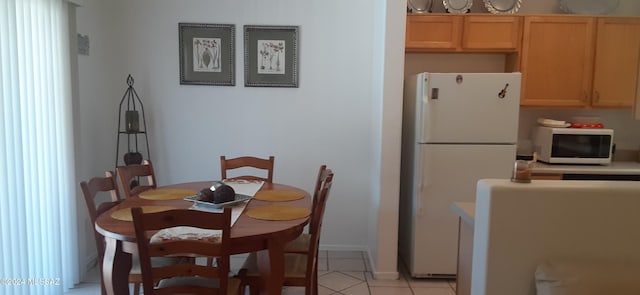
<box><xmin>583</xmin><ymin>91</ymin><xmax>589</xmax><ymax>102</ymax></box>
<box><xmin>594</xmin><ymin>91</ymin><xmax>600</xmax><ymax>103</ymax></box>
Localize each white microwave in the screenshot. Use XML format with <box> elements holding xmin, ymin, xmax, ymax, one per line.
<box><xmin>533</xmin><ymin>126</ymin><xmax>614</xmax><ymax>165</ymax></box>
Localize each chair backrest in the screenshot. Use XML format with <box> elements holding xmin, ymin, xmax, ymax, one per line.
<box><xmin>220</xmin><ymin>156</ymin><xmax>274</xmax><ymax>183</ymax></box>
<box><xmin>132</xmin><ymin>207</ymin><xmax>233</xmax><ymax>295</ymax></box>
<box><xmin>305</xmin><ymin>169</ymin><xmax>334</xmax><ymax>280</ymax></box>
<box><xmin>79</xmin><ymin>171</ymin><xmax>122</xmax><ymax>295</ymax></box>
<box><xmin>308</xmin><ymin>165</ymin><xmax>328</xmax><ymax>234</ymax></box>
<box><xmin>117</xmin><ymin>159</ymin><xmax>157</xmax><ymax>198</ymax></box>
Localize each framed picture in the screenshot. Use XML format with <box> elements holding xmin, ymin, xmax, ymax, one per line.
<box><xmin>244</xmin><ymin>25</ymin><xmax>299</xmax><ymax>87</ymax></box>
<box><xmin>179</xmin><ymin>23</ymin><xmax>235</xmax><ymax>86</ymax></box>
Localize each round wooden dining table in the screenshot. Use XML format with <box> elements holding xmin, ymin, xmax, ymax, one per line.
<box><xmin>95</xmin><ymin>181</ymin><xmax>311</xmax><ymax>295</ymax></box>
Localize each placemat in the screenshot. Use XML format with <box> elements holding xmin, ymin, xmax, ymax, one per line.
<box><xmin>253</xmin><ymin>190</ymin><xmax>305</xmax><ymax>202</ymax></box>
<box><xmin>139</xmin><ymin>188</ymin><xmax>197</xmax><ymax>200</ymax></box>
<box><xmin>111</xmin><ymin>206</ymin><xmax>175</xmax><ymax>221</ymax></box>
<box><xmin>246</xmin><ymin>205</ymin><xmax>311</xmax><ymax>221</ymax></box>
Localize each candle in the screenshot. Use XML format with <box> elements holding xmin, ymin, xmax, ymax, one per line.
<box><xmin>125</xmin><ymin>110</ymin><xmax>139</xmax><ymax>133</ymax></box>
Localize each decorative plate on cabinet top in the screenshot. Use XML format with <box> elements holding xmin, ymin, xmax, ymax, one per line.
<box><xmin>408</xmin><ymin>0</ymin><xmax>433</xmax><ymax>13</ymax></box>
<box><xmin>558</xmin><ymin>0</ymin><xmax>619</xmax><ymax>15</ymax></box>
<box><xmin>443</xmin><ymin>0</ymin><xmax>472</xmax><ymax>13</ymax></box>
<box><xmin>483</xmin><ymin>0</ymin><xmax>522</xmax><ymax>14</ymax></box>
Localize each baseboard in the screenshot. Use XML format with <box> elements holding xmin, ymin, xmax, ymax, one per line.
<box><xmin>318</xmin><ymin>244</ymin><xmax>369</xmax><ymax>252</ymax></box>
<box><xmin>84</xmin><ymin>254</ymin><xmax>97</xmax><ymax>274</ymax></box>
<box><xmin>365</xmin><ymin>247</ymin><xmax>400</xmax><ymax>280</ymax></box>
<box><xmin>372</xmin><ymin>270</ymin><xmax>400</xmax><ymax>280</ymax></box>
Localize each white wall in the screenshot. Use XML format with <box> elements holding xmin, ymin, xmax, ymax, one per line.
<box><xmin>368</xmin><ymin>0</ymin><xmax>407</xmax><ymax>280</ymax></box>
<box><xmin>74</xmin><ymin>0</ymin><xmax>129</xmax><ymax>274</ymax></box>
<box><xmin>74</xmin><ymin>0</ymin><xmax>402</xmax><ymax>277</ymax></box>
<box><xmin>115</xmin><ymin>0</ymin><xmax>377</xmax><ymax>248</ymax></box>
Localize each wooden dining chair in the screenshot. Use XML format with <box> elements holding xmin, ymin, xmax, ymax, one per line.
<box><xmin>131</xmin><ymin>207</ymin><xmax>245</xmax><ymax>295</ymax></box>
<box><xmin>117</xmin><ymin>159</ymin><xmax>157</xmax><ymax>198</ymax></box>
<box><xmin>240</xmin><ymin>169</ymin><xmax>334</xmax><ymax>295</ymax></box>
<box><xmin>80</xmin><ymin>171</ymin><xmax>142</xmax><ymax>295</ymax></box>
<box><xmin>284</xmin><ymin>165</ymin><xmax>329</xmax><ymax>254</ymax></box>
<box><xmin>220</xmin><ymin>156</ymin><xmax>274</xmax><ymax>183</ymax></box>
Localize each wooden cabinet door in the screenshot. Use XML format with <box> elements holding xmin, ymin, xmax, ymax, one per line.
<box><xmin>406</xmin><ymin>15</ymin><xmax>462</xmax><ymax>52</ymax></box>
<box><xmin>462</xmin><ymin>15</ymin><xmax>522</xmax><ymax>51</ymax></box>
<box><xmin>591</xmin><ymin>18</ymin><xmax>640</xmax><ymax>108</ymax></box>
<box><xmin>520</xmin><ymin>16</ymin><xmax>595</xmax><ymax>107</ymax></box>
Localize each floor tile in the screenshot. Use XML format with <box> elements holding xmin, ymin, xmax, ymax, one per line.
<box><xmin>319</xmin><ymin>271</ymin><xmax>364</xmax><ymax>292</ymax></box>
<box><xmin>318</xmin><ymin>257</ymin><xmax>328</xmax><ymax>271</ymax></box>
<box><xmin>369</xmin><ymin>286</ymin><xmax>414</xmax><ymax>295</ymax></box>
<box><xmin>64</xmin><ymin>283</ymin><xmax>101</xmax><ymax>295</ymax></box>
<box><xmin>340</xmin><ymin>282</ymin><xmax>371</xmax><ymax>295</ymax></box>
<box><xmin>342</xmin><ymin>271</ymin><xmax>366</xmax><ymax>281</ymax></box>
<box><xmin>329</xmin><ymin>251</ymin><xmax>364</xmax><ymax>259</ymax></box>
<box><xmin>406</xmin><ymin>278</ymin><xmax>452</xmax><ymax>288</ymax></box>
<box><xmin>412</xmin><ymin>287</ymin><xmax>456</xmax><ymax>295</ymax></box>
<box><xmin>319</xmin><ymin>285</ymin><xmax>337</xmax><ymax>295</ymax></box>
<box><xmin>68</xmin><ymin>250</ymin><xmax>461</xmax><ymax>295</ymax></box>
<box><xmin>365</xmin><ymin>271</ymin><xmax>409</xmax><ymax>287</ymax></box>
<box><xmin>328</xmin><ymin>258</ymin><xmax>367</xmax><ymax>272</ymax></box>
<box><xmin>283</xmin><ymin>285</ymin><xmax>335</xmax><ymax>295</ymax></box>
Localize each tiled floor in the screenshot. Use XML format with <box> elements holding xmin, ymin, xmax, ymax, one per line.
<box><xmin>65</xmin><ymin>250</ymin><xmax>456</xmax><ymax>295</ymax></box>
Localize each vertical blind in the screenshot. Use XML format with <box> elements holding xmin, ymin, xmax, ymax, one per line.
<box><xmin>0</xmin><ymin>0</ymin><xmax>79</xmax><ymax>294</ymax></box>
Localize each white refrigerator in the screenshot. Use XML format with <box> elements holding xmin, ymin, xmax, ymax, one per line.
<box><xmin>399</xmin><ymin>72</ymin><xmax>521</xmax><ymax>278</ymax></box>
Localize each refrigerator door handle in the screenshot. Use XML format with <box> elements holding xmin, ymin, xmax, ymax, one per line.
<box><xmin>430</xmin><ymin>88</ymin><xmax>439</xmax><ymax>100</ymax></box>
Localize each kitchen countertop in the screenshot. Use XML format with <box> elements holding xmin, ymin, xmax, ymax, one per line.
<box><xmin>530</xmin><ymin>161</ymin><xmax>640</xmax><ymax>175</ymax></box>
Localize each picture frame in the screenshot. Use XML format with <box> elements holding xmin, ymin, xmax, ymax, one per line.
<box><xmin>244</xmin><ymin>25</ymin><xmax>299</xmax><ymax>88</ymax></box>
<box><xmin>179</xmin><ymin>23</ymin><xmax>235</xmax><ymax>86</ymax></box>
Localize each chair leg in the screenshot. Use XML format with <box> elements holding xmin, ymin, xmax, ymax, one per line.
<box><xmin>250</xmin><ymin>283</ymin><xmax>259</xmax><ymax>295</ymax></box>
<box><xmin>133</xmin><ymin>283</ymin><xmax>140</xmax><ymax>295</ymax></box>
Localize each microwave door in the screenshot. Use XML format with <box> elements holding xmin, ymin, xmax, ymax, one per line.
<box><xmin>553</xmin><ymin>134</ymin><xmax>612</xmax><ymax>156</ymax></box>
<box><xmin>535</xmin><ymin>127</ymin><xmax>614</xmax><ymax>165</ymax></box>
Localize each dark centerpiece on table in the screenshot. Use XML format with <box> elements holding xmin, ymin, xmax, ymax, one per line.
<box><xmin>198</xmin><ymin>181</ymin><xmax>236</xmax><ymax>204</ymax></box>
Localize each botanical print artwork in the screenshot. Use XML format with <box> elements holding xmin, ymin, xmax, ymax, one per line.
<box><xmin>257</xmin><ymin>40</ymin><xmax>285</xmax><ymax>74</ymax></box>
<box><xmin>193</xmin><ymin>37</ymin><xmax>221</xmax><ymax>72</ymax></box>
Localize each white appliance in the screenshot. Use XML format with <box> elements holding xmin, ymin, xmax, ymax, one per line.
<box><xmin>533</xmin><ymin>126</ymin><xmax>614</xmax><ymax>165</ymax></box>
<box><xmin>399</xmin><ymin>72</ymin><xmax>521</xmax><ymax>278</ymax></box>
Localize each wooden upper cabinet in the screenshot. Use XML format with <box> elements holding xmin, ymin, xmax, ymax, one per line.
<box><xmin>405</xmin><ymin>14</ymin><xmax>522</xmax><ymax>52</ymax></box>
<box><xmin>406</xmin><ymin>15</ymin><xmax>462</xmax><ymax>51</ymax></box>
<box><xmin>520</xmin><ymin>16</ymin><xmax>595</xmax><ymax>107</ymax></box>
<box><xmin>462</xmin><ymin>15</ymin><xmax>522</xmax><ymax>51</ymax></box>
<box><xmin>591</xmin><ymin>17</ymin><xmax>640</xmax><ymax>108</ymax></box>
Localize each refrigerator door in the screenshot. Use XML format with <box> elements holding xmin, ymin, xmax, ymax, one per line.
<box><xmin>418</xmin><ymin>73</ymin><xmax>521</xmax><ymax>144</ymax></box>
<box><xmin>409</xmin><ymin>143</ymin><xmax>516</xmax><ymax>277</ymax></box>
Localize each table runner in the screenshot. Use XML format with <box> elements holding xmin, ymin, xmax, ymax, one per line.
<box><xmin>139</xmin><ymin>188</ymin><xmax>198</xmax><ymax>200</ymax></box>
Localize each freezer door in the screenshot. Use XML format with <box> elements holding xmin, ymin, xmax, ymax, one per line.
<box><xmin>410</xmin><ymin>144</ymin><xmax>516</xmax><ymax>277</ymax></box>
<box><xmin>419</xmin><ymin>73</ymin><xmax>521</xmax><ymax>144</ymax></box>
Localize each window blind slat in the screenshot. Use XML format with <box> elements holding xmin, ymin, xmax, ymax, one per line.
<box><xmin>1</xmin><ymin>0</ymin><xmax>78</xmax><ymax>293</ymax></box>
